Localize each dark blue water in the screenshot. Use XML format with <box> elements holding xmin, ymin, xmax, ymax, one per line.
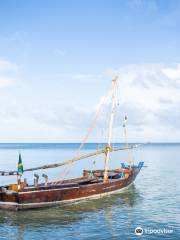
<box><xmin>0</xmin><ymin>143</ymin><xmax>179</xmax><ymax>239</ymax></box>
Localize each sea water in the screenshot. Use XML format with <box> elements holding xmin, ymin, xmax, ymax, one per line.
<box><xmin>0</xmin><ymin>143</ymin><xmax>179</xmax><ymax>240</ymax></box>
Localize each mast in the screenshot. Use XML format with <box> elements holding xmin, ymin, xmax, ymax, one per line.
<box><xmin>103</xmin><ymin>76</ymin><xmax>118</xmax><ymax>182</ymax></box>
<box><xmin>123</xmin><ymin>116</ymin><xmax>133</xmax><ymax>166</ymax></box>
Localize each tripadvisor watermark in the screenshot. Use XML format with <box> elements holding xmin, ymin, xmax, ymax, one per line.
<box><xmin>135</xmin><ymin>227</ymin><xmax>173</xmax><ymax>236</ymax></box>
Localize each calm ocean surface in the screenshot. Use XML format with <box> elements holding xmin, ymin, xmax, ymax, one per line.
<box><xmin>0</xmin><ymin>143</ymin><xmax>179</xmax><ymax>240</ymax></box>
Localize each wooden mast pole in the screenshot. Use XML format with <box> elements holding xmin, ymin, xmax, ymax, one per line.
<box><xmin>104</xmin><ymin>76</ymin><xmax>118</xmax><ymax>183</ymax></box>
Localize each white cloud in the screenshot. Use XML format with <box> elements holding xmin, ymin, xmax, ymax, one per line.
<box><xmin>0</xmin><ymin>59</ymin><xmax>18</xmax><ymax>72</ymax></box>
<box><xmin>0</xmin><ymin>76</ymin><xmax>14</xmax><ymax>88</ymax></box>
<box><xmin>23</xmin><ymin>63</ymin><xmax>180</xmax><ymax>142</ymax></box>
<box><xmin>106</xmin><ymin>63</ymin><xmax>180</xmax><ymax>141</ymax></box>
<box><xmin>0</xmin><ymin>62</ymin><xmax>179</xmax><ymax>142</ymax></box>
<box><xmin>31</xmin><ymin>63</ymin><xmax>180</xmax><ymax>142</ymax></box>
<box><xmin>54</xmin><ymin>48</ymin><xmax>66</xmax><ymax>57</ymax></box>
<box><xmin>111</xmin><ymin>64</ymin><xmax>180</xmax><ymax>109</ymax></box>
<box><xmin>0</xmin><ymin>59</ymin><xmax>18</xmax><ymax>88</ymax></box>
<box><xmin>73</xmin><ymin>73</ymin><xmax>103</xmax><ymax>82</ymax></box>
<box><xmin>162</xmin><ymin>64</ymin><xmax>180</xmax><ymax>80</ymax></box>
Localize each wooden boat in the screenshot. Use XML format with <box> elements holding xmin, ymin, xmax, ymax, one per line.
<box><xmin>0</xmin><ymin>77</ymin><xmax>144</xmax><ymax>210</ymax></box>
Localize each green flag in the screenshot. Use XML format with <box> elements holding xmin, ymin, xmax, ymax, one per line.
<box><xmin>17</xmin><ymin>153</ymin><xmax>23</xmax><ymax>175</ymax></box>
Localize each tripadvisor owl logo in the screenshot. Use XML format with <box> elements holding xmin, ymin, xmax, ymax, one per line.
<box><xmin>135</xmin><ymin>227</ymin><xmax>143</xmax><ymax>236</ymax></box>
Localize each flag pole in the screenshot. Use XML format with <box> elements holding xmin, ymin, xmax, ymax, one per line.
<box><xmin>17</xmin><ymin>152</ymin><xmax>23</xmax><ymax>190</ymax></box>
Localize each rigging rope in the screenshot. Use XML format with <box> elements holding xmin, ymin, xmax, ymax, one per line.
<box><xmin>53</xmin><ymin>84</ymin><xmax>114</xmax><ymax>184</ymax></box>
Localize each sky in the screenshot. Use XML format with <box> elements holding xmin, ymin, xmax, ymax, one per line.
<box><xmin>0</xmin><ymin>0</ymin><xmax>179</xmax><ymax>142</ymax></box>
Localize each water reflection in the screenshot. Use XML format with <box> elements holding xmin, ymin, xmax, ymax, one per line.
<box><xmin>0</xmin><ymin>185</ymin><xmax>141</xmax><ymax>233</ymax></box>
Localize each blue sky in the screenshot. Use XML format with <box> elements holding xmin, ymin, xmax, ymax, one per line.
<box><xmin>0</xmin><ymin>0</ymin><xmax>179</xmax><ymax>142</ymax></box>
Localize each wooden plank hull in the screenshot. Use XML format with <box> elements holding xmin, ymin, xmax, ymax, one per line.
<box><xmin>0</xmin><ymin>169</ymin><xmax>141</xmax><ymax>210</ymax></box>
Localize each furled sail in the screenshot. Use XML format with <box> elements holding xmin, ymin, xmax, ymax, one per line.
<box><xmin>0</xmin><ymin>144</ymin><xmax>142</xmax><ymax>176</ymax></box>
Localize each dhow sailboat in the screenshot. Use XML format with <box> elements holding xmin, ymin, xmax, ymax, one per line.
<box><xmin>0</xmin><ymin>77</ymin><xmax>144</xmax><ymax>210</ymax></box>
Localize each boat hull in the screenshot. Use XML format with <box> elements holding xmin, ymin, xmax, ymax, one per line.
<box><xmin>0</xmin><ymin>168</ymin><xmax>141</xmax><ymax>210</ymax></box>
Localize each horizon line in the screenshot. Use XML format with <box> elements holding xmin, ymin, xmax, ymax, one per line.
<box><xmin>0</xmin><ymin>142</ymin><xmax>179</xmax><ymax>144</ymax></box>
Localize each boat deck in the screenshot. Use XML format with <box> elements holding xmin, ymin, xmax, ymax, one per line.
<box><xmin>0</xmin><ymin>166</ymin><xmax>142</xmax><ymax>210</ymax></box>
